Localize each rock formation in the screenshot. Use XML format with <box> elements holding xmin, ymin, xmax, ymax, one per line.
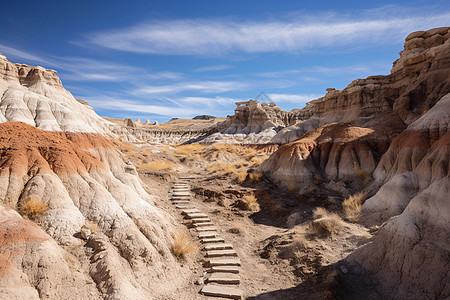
<box><xmin>0</xmin><ymin>54</ymin><xmax>115</xmax><ymax>133</ymax></box>
<box><xmin>201</xmin><ymin>100</ymin><xmax>301</xmax><ymax>144</ymax></box>
<box><xmin>0</xmin><ymin>54</ymin><xmax>190</xmax><ymax>298</ymax></box>
<box><xmin>259</xmin><ymin>27</ymin><xmax>450</xmax><ymax>299</ymax></box>
<box><xmin>0</xmin><ymin>122</ymin><xmax>186</xmax><ymax>299</ymax></box>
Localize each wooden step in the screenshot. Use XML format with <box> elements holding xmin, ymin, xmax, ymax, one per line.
<box><xmin>206</xmin><ymin>249</ymin><xmax>237</xmax><ymax>257</ymax></box>
<box><xmin>192</xmin><ymin>222</ymin><xmax>215</xmax><ymax>227</ymax></box>
<box><xmin>196</xmin><ymin>226</ymin><xmax>218</xmax><ymax>232</ymax></box>
<box><xmin>204</xmin><ymin>243</ymin><xmax>233</xmax><ymax>251</ymax></box>
<box><xmin>181</xmin><ymin>208</ymin><xmax>200</xmax><ymax>215</ymax></box>
<box><xmin>198</xmin><ymin>231</ymin><xmax>218</xmax><ymax>239</ymax></box>
<box><xmin>210</xmin><ymin>266</ymin><xmax>240</xmax><ymax>274</ymax></box>
<box><xmin>201</xmin><ymin>284</ymin><xmax>242</xmax><ymax>299</ymax></box>
<box><xmin>185</xmin><ymin>212</ymin><xmax>208</xmax><ymax>219</ymax></box>
<box><xmin>172</xmin><ymin>201</ymin><xmax>190</xmax><ymax>205</ymax></box>
<box><xmin>190</xmin><ymin>217</ymin><xmax>211</xmax><ymax>223</ymax></box>
<box><xmin>208</xmin><ymin>257</ymin><xmax>241</xmax><ymax>267</ymax></box>
<box><xmin>207</xmin><ymin>272</ymin><xmax>240</xmax><ymax>285</ymax></box>
<box><xmin>201</xmin><ymin>237</ymin><xmax>225</xmax><ymax>244</ymax></box>
<box><xmin>175</xmin><ymin>205</ymin><xmax>193</xmax><ymax>209</ymax></box>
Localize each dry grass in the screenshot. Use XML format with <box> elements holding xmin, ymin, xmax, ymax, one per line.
<box><xmin>20</xmin><ymin>197</ymin><xmax>48</xmax><ymax>220</ymax></box>
<box><xmin>175</xmin><ymin>144</ymin><xmax>205</xmax><ymax>156</ymax></box>
<box><xmin>228</xmin><ymin>223</ymin><xmax>245</xmax><ymax>234</ymax></box>
<box><xmin>279</xmin><ymin>235</ymin><xmax>310</xmax><ymax>259</ymax></box>
<box><xmin>248</xmin><ymin>170</ymin><xmax>263</xmax><ymax>183</ymax></box>
<box><xmin>237</xmin><ymin>170</ymin><xmax>248</xmax><ymax>183</ymax></box>
<box><xmin>313</xmin><ymin>175</ymin><xmax>323</xmax><ymax>185</ymax></box>
<box><xmin>85</xmin><ymin>221</ymin><xmax>99</xmax><ymax>233</ymax></box>
<box><xmin>288</xmin><ymin>180</ymin><xmax>297</xmax><ymax>192</ymax></box>
<box><xmin>138</xmin><ymin>160</ymin><xmax>174</xmax><ymax>171</ymax></box>
<box><xmin>342</xmin><ymin>192</ymin><xmax>365</xmax><ymax>222</ymax></box>
<box><xmin>355</xmin><ymin>168</ymin><xmax>372</xmax><ymax>184</ymax></box>
<box><xmin>171</xmin><ymin>231</ymin><xmax>196</xmax><ymax>259</ymax></box>
<box><xmin>238</xmin><ymin>194</ymin><xmax>260</xmax><ymax>211</ymax></box>
<box><xmin>309</xmin><ymin>207</ymin><xmax>343</xmax><ymax>237</ymax></box>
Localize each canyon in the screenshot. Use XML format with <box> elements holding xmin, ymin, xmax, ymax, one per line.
<box><xmin>0</xmin><ymin>26</ymin><xmax>449</xmax><ymax>300</ymax></box>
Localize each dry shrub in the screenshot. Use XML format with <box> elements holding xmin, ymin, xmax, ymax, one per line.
<box><xmin>279</xmin><ymin>235</ymin><xmax>310</xmax><ymax>259</ymax></box>
<box><xmin>237</xmin><ymin>170</ymin><xmax>247</xmax><ymax>183</ymax></box>
<box><xmin>142</xmin><ymin>150</ymin><xmax>151</xmax><ymax>156</ymax></box>
<box><xmin>138</xmin><ymin>160</ymin><xmax>174</xmax><ymax>171</ymax></box>
<box><xmin>342</xmin><ymin>192</ymin><xmax>365</xmax><ymax>222</ymax></box>
<box><xmin>85</xmin><ymin>221</ymin><xmax>99</xmax><ymax>233</ymax></box>
<box><xmin>309</xmin><ymin>207</ymin><xmax>342</xmax><ymax>237</ymax></box>
<box><xmin>343</xmin><ymin>119</ymin><xmax>354</xmax><ymax>125</ymax></box>
<box><xmin>238</xmin><ymin>194</ymin><xmax>260</xmax><ymax>211</ymax></box>
<box><xmin>171</xmin><ymin>231</ymin><xmax>196</xmax><ymax>259</ymax></box>
<box><xmin>20</xmin><ymin>197</ymin><xmax>48</xmax><ymax>220</ymax></box>
<box><xmin>355</xmin><ymin>168</ymin><xmax>372</xmax><ymax>184</ymax></box>
<box><xmin>175</xmin><ymin>144</ymin><xmax>205</xmax><ymax>156</ymax></box>
<box><xmin>228</xmin><ymin>223</ymin><xmax>244</xmax><ymax>234</ymax></box>
<box><xmin>288</xmin><ymin>180</ymin><xmax>297</xmax><ymax>192</ymax></box>
<box><xmin>248</xmin><ymin>170</ymin><xmax>263</xmax><ymax>183</ymax></box>
<box><xmin>207</xmin><ymin>162</ymin><xmax>241</xmax><ymax>176</ymax></box>
<box><xmin>313</xmin><ymin>175</ymin><xmax>323</xmax><ymax>185</ymax></box>
<box><xmin>122</xmin><ymin>144</ymin><xmax>133</xmax><ymax>152</ymax></box>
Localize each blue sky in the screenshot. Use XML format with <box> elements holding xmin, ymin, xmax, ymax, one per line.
<box><xmin>1</xmin><ymin>1</ymin><xmax>449</xmax><ymax>122</ymax></box>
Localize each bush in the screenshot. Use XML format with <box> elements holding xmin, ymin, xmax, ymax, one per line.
<box><xmin>313</xmin><ymin>175</ymin><xmax>323</xmax><ymax>185</ymax></box>
<box><xmin>342</xmin><ymin>193</ymin><xmax>365</xmax><ymax>222</ymax></box>
<box><xmin>238</xmin><ymin>194</ymin><xmax>260</xmax><ymax>211</ymax></box>
<box><xmin>355</xmin><ymin>169</ymin><xmax>372</xmax><ymax>184</ymax></box>
<box><xmin>248</xmin><ymin>170</ymin><xmax>263</xmax><ymax>183</ymax></box>
<box><xmin>171</xmin><ymin>231</ymin><xmax>196</xmax><ymax>259</ymax></box>
<box><xmin>288</xmin><ymin>181</ymin><xmax>297</xmax><ymax>192</ymax></box>
<box><xmin>85</xmin><ymin>221</ymin><xmax>99</xmax><ymax>233</ymax></box>
<box><xmin>20</xmin><ymin>197</ymin><xmax>48</xmax><ymax>220</ymax></box>
<box><xmin>309</xmin><ymin>207</ymin><xmax>342</xmax><ymax>237</ymax></box>
<box><xmin>175</xmin><ymin>144</ymin><xmax>205</xmax><ymax>156</ymax></box>
<box><xmin>138</xmin><ymin>160</ymin><xmax>174</xmax><ymax>171</ymax></box>
<box><xmin>236</xmin><ymin>171</ymin><xmax>247</xmax><ymax>183</ymax></box>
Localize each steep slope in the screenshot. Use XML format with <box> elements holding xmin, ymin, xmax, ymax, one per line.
<box><xmin>271</xmin><ymin>26</ymin><xmax>450</xmax><ymax>144</ymax></box>
<box><xmin>258</xmin><ymin>27</ymin><xmax>450</xmax><ymax>299</ymax></box>
<box><xmin>0</xmin><ymin>122</ymin><xmax>184</xmax><ymax>299</ymax></box>
<box><xmin>260</xmin><ymin>115</ymin><xmax>403</xmax><ymax>191</ymax></box>
<box><xmin>0</xmin><ymin>53</ymin><xmax>138</xmax><ymax>142</ymax></box>
<box><xmin>344</xmin><ymin>93</ymin><xmax>450</xmax><ymax>299</ymax></box>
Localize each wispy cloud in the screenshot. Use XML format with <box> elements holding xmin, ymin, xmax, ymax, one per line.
<box><xmin>132</xmin><ymin>80</ymin><xmax>248</xmax><ymax>96</ymax></box>
<box><xmin>80</xmin><ymin>9</ymin><xmax>450</xmax><ymax>56</ymax></box>
<box><xmin>0</xmin><ymin>44</ymin><xmax>58</xmax><ymax>67</ymax></box>
<box><xmin>194</xmin><ymin>64</ymin><xmax>233</xmax><ymax>72</ymax></box>
<box><xmin>83</xmin><ymin>96</ymin><xmax>236</xmax><ymax>118</ymax></box>
<box><xmin>0</xmin><ymin>45</ymin><xmax>184</xmax><ymax>83</ymax></box>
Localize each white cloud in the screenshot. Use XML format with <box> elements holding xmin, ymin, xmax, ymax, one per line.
<box><xmin>81</xmin><ymin>9</ymin><xmax>450</xmax><ymax>55</ymax></box>
<box><xmin>0</xmin><ymin>44</ymin><xmax>57</xmax><ymax>67</ymax></box>
<box><xmin>194</xmin><ymin>64</ymin><xmax>233</xmax><ymax>72</ymax></box>
<box><xmin>132</xmin><ymin>80</ymin><xmax>248</xmax><ymax>96</ymax></box>
<box><xmin>83</xmin><ymin>96</ymin><xmax>236</xmax><ymax>118</ymax></box>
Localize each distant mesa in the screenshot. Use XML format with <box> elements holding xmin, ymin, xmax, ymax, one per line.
<box><xmin>193</xmin><ymin>115</ymin><xmax>216</xmax><ymax>120</ymax></box>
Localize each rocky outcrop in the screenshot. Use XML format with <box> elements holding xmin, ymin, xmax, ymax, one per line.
<box><xmin>258</xmin><ymin>27</ymin><xmax>450</xmax><ymax>299</ymax></box>
<box><xmin>260</xmin><ymin>118</ymin><xmax>401</xmax><ymax>191</ymax></box>
<box><xmin>201</xmin><ymin>100</ymin><xmax>301</xmax><ymax>144</ymax></box>
<box><xmin>128</xmin><ymin>127</ymin><xmax>218</xmax><ymax>144</ymax></box>
<box><xmin>343</xmin><ymin>93</ymin><xmax>450</xmax><ymax>299</ymax></box>
<box><xmin>271</xmin><ymin>27</ymin><xmax>450</xmax><ymax>144</ymax></box>
<box><xmin>0</xmin><ymin>122</ymin><xmax>185</xmax><ymax>299</ymax></box>
<box><xmin>0</xmin><ymin>54</ymin><xmax>120</xmax><ymax>134</ymax></box>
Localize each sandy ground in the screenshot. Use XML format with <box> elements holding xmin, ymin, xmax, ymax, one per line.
<box><xmin>122</xmin><ymin>143</ymin><xmax>375</xmax><ymax>299</ymax></box>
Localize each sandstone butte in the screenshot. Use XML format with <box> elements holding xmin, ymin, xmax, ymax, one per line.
<box><xmin>0</xmin><ymin>27</ymin><xmax>449</xmax><ymax>300</ymax></box>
